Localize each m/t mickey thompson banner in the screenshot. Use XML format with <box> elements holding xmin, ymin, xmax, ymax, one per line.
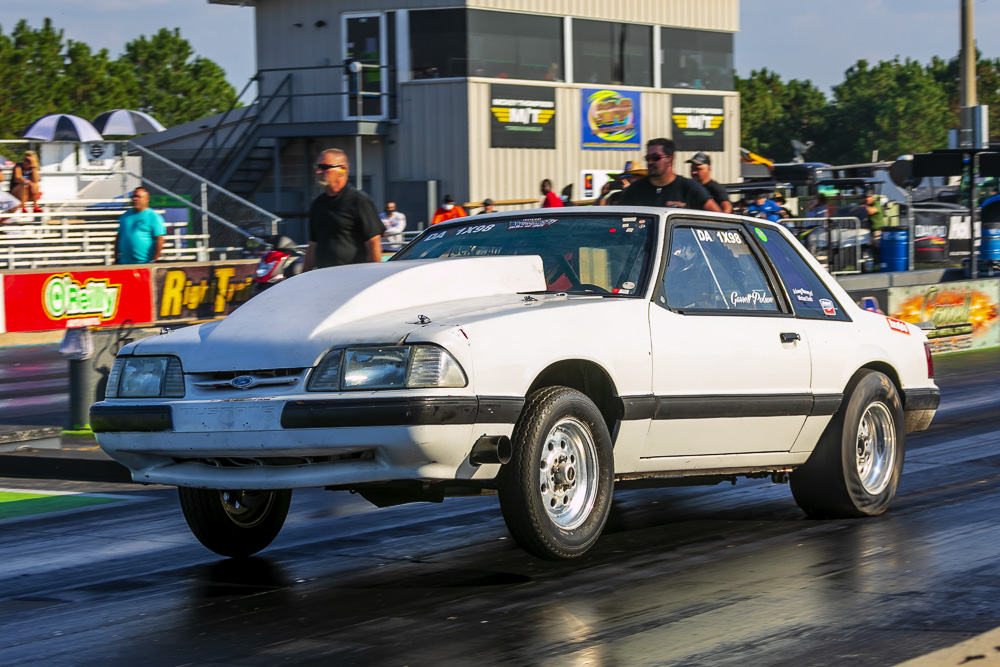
<box><xmin>490</xmin><ymin>84</ymin><xmax>556</xmax><ymax>149</ymax></box>
<box><xmin>671</xmin><ymin>94</ymin><xmax>725</xmax><ymax>152</ymax></box>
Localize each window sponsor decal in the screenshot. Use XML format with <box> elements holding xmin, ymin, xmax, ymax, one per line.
<box><xmin>508</xmin><ymin>218</ymin><xmax>558</xmax><ymax>230</ymax></box>
<box><xmin>886</xmin><ymin>317</ymin><xmax>911</xmax><ymax>335</ymax></box>
<box><xmin>754</xmin><ymin>227</ymin><xmax>768</xmax><ymax>242</ymax></box>
<box><xmin>793</xmin><ymin>287</ymin><xmax>815</xmax><ymax>303</ymax></box>
<box><xmin>622</xmin><ymin>281</ymin><xmax>636</xmax><ymax>290</ymax></box>
<box><xmin>730</xmin><ymin>290</ymin><xmax>774</xmax><ymax>307</ymax></box>
<box><xmin>820</xmin><ymin>298</ymin><xmax>837</xmax><ymax>316</ymax></box>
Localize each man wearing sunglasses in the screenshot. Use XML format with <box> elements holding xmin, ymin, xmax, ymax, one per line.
<box><xmin>304</xmin><ymin>148</ymin><xmax>384</xmax><ymax>270</ymax></box>
<box><xmin>620</xmin><ymin>138</ymin><xmax>721</xmax><ymax>212</ymax></box>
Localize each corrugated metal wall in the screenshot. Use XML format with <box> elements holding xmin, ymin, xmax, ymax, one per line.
<box><xmin>466</xmin><ymin>81</ymin><xmax>739</xmax><ymax>206</ymax></box>
<box><xmin>394</xmin><ymin>80</ymin><xmax>471</xmax><ymax>202</ymax></box>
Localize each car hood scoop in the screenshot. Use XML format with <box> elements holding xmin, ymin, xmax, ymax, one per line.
<box><xmin>135</xmin><ymin>255</ymin><xmax>546</xmax><ymax>371</ymax></box>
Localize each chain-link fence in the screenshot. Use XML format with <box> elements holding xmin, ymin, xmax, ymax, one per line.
<box><xmin>128</xmin><ymin>141</ymin><xmax>280</xmax><ymax>253</ymax></box>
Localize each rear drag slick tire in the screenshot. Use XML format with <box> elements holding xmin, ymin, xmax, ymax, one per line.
<box><xmin>790</xmin><ymin>369</ymin><xmax>904</xmax><ymax>518</ymax></box>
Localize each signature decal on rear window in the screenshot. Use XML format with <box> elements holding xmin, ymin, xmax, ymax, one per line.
<box><xmin>730</xmin><ymin>291</ymin><xmax>774</xmax><ymax>307</ymax></box>
<box><xmin>886</xmin><ymin>317</ymin><xmax>910</xmax><ymax>335</ymax></box>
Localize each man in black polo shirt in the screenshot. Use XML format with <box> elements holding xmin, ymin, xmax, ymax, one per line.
<box><xmin>304</xmin><ymin>148</ymin><xmax>384</xmax><ymax>270</ymax></box>
<box><xmin>687</xmin><ymin>152</ymin><xmax>732</xmax><ymax>213</ymax></box>
<box><xmin>620</xmin><ymin>138</ymin><xmax>721</xmax><ymax>212</ymax></box>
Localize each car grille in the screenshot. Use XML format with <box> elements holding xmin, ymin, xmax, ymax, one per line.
<box><xmin>189</xmin><ymin>368</ymin><xmax>306</xmax><ymax>390</ymax></box>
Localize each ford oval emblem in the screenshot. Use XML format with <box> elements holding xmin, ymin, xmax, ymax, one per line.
<box><xmin>230</xmin><ymin>375</ymin><xmax>255</xmax><ymax>389</ymax></box>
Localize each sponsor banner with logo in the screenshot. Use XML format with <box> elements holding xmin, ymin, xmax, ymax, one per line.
<box><xmin>670</xmin><ymin>94</ymin><xmax>725</xmax><ymax>152</ymax></box>
<box><xmin>152</xmin><ymin>262</ymin><xmax>257</xmax><ymax>322</ymax></box>
<box><xmin>581</xmin><ymin>88</ymin><xmax>641</xmax><ymax>150</ymax></box>
<box><xmin>489</xmin><ymin>84</ymin><xmax>556</xmax><ymax>149</ymax></box>
<box><xmin>888</xmin><ymin>279</ymin><xmax>1000</xmax><ymax>355</ymax></box>
<box><xmin>1</xmin><ymin>268</ymin><xmax>153</xmax><ymax>333</ymax></box>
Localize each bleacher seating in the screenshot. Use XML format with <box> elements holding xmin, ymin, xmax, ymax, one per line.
<box><xmin>0</xmin><ymin>199</ymin><xmax>245</xmax><ymax>269</ymax></box>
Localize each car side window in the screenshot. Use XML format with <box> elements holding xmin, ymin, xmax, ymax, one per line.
<box><xmin>751</xmin><ymin>224</ymin><xmax>851</xmax><ymax>321</ymax></box>
<box><xmin>661</xmin><ymin>226</ymin><xmax>779</xmax><ymax>313</ymax></box>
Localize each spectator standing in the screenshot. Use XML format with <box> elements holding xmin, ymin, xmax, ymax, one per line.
<box><xmin>478</xmin><ymin>198</ymin><xmax>496</xmax><ymax>215</ymax></box>
<box><xmin>379</xmin><ymin>200</ymin><xmax>407</xmax><ymax>246</ymax></box>
<box><xmin>747</xmin><ymin>192</ymin><xmax>788</xmax><ymax>224</ymax></box>
<box><xmin>686</xmin><ymin>152</ymin><xmax>732</xmax><ymax>213</ymax></box>
<box><xmin>806</xmin><ymin>193</ymin><xmax>832</xmax><ymax>220</ymax></box>
<box><xmin>9</xmin><ymin>150</ymin><xmax>42</xmax><ymax>213</ymax></box>
<box><xmin>304</xmin><ymin>148</ymin><xmax>383</xmax><ymax>270</ymax></box>
<box><xmin>115</xmin><ymin>187</ymin><xmax>166</xmax><ymax>264</ymax></box>
<box><xmin>599</xmin><ymin>162</ymin><xmax>646</xmax><ymax>206</ymax></box>
<box><xmin>863</xmin><ymin>191</ymin><xmax>887</xmax><ymax>265</ymax></box>
<box><xmin>431</xmin><ymin>194</ymin><xmax>467</xmax><ymax>225</ymax></box>
<box><xmin>620</xmin><ymin>138</ymin><xmax>721</xmax><ymax>212</ymax></box>
<box><xmin>540</xmin><ymin>179</ymin><xmax>563</xmax><ymax>208</ymax></box>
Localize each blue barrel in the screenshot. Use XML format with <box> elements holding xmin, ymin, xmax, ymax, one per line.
<box><xmin>983</xmin><ymin>222</ymin><xmax>1000</xmax><ymax>262</ymax></box>
<box><xmin>879</xmin><ymin>228</ymin><xmax>909</xmax><ymax>272</ymax></box>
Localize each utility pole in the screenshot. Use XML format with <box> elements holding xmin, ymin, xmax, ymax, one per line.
<box><xmin>960</xmin><ymin>0</ymin><xmax>976</xmax><ymax>108</ymax></box>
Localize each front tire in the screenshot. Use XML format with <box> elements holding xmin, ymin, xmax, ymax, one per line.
<box><xmin>790</xmin><ymin>370</ymin><xmax>904</xmax><ymax>518</ymax></box>
<box><xmin>178</xmin><ymin>488</ymin><xmax>292</xmax><ymax>557</ymax></box>
<box><xmin>498</xmin><ymin>387</ymin><xmax>614</xmax><ymax>560</ymax></box>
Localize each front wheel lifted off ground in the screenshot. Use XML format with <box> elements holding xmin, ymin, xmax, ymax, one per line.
<box><xmin>178</xmin><ymin>488</ymin><xmax>292</xmax><ymax>557</ymax></box>
<box><xmin>790</xmin><ymin>369</ymin><xmax>905</xmax><ymax>518</ymax></box>
<box><xmin>498</xmin><ymin>386</ymin><xmax>614</xmax><ymax>560</ymax></box>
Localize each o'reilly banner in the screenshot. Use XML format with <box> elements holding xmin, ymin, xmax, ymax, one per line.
<box><xmin>671</xmin><ymin>94</ymin><xmax>725</xmax><ymax>152</ymax></box>
<box><xmin>490</xmin><ymin>84</ymin><xmax>556</xmax><ymax>149</ymax></box>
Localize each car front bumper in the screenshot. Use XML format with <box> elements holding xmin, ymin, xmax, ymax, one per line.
<box><xmin>92</xmin><ymin>395</ymin><xmax>523</xmax><ymax>489</ymax></box>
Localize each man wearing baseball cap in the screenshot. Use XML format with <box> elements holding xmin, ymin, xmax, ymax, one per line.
<box><xmin>431</xmin><ymin>194</ymin><xmax>468</xmax><ymax>225</ymax></box>
<box><xmin>687</xmin><ymin>152</ymin><xmax>732</xmax><ymax>213</ymax></box>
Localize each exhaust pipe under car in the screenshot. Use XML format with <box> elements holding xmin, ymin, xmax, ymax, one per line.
<box><xmin>470</xmin><ymin>435</ymin><xmax>513</xmax><ymax>466</ymax></box>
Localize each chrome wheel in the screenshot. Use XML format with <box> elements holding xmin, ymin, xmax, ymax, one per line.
<box><xmin>856</xmin><ymin>402</ymin><xmax>896</xmax><ymax>495</ymax></box>
<box><xmin>220</xmin><ymin>490</ymin><xmax>275</xmax><ymax>529</ymax></box>
<box><xmin>538</xmin><ymin>417</ymin><xmax>598</xmax><ymax>530</ymax></box>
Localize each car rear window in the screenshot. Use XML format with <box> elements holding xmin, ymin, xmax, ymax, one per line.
<box><xmin>752</xmin><ymin>225</ymin><xmax>851</xmax><ymax>321</ymax></box>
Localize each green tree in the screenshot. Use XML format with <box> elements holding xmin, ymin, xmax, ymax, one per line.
<box><xmin>0</xmin><ymin>18</ymin><xmax>65</xmax><ymax>139</ymax></box>
<box><xmin>825</xmin><ymin>58</ymin><xmax>951</xmax><ymax>164</ymax></box>
<box><xmin>119</xmin><ymin>28</ymin><xmax>238</xmax><ymax>128</ymax></box>
<box><xmin>0</xmin><ymin>19</ymin><xmax>237</xmax><ymax>139</ymax></box>
<box><xmin>736</xmin><ymin>68</ymin><xmax>827</xmax><ymax>162</ymax></box>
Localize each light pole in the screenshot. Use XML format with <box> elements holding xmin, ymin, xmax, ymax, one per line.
<box><xmin>349</xmin><ymin>61</ymin><xmax>363</xmax><ymax>191</ymax></box>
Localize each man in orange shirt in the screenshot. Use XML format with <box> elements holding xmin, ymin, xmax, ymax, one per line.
<box><xmin>431</xmin><ymin>194</ymin><xmax>468</xmax><ymax>225</ymax></box>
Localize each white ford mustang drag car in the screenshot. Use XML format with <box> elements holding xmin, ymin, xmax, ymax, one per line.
<box><xmin>92</xmin><ymin>208</ymin><xmax>939</xmax><ymax>560</ymax></box>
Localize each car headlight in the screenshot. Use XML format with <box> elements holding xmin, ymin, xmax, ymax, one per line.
<box><xmin>308</xmin><ymin>345</ymin><xmax>467</xmax><ymax>391</ymax></box>
<box><xmin>107</xmin><ymin>356</ymin><xmax>185</xmax><ymax>398</ymax></box>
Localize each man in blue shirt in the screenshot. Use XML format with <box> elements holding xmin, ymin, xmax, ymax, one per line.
<box><xmin>116</xmin><ymin>187</ymin><xmax>166</xmax><ymax>264</ymax></box>
<box><xmin>747</xmin><ymin>191</ymin><xmax>789</xmax><ymax>224</ymax></box>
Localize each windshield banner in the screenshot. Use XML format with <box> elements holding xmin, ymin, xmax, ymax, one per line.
<box><xmin>671</xmin><ymin>94</ymin><xmax>725</xmax><ymax>152</ymax></box>
<box><xmin>581</xmin><ymin>88</ymin><xmax>641</xmax><ymax>150</ymax></box>
<box><xmin>888</xmin><ymin>279</ymin><xmax>1000</xmax><ymax>354</ymax></box>
<box><xmin>490</xmin><ymin>84</ymin><xmax>556</xmax><ymax>149</ymax></box>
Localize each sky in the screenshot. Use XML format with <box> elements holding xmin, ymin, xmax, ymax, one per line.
<box><xmin>4</xmin><ymin>0</ymin><xmax>1000</xmax><ymax>99</ymax></box>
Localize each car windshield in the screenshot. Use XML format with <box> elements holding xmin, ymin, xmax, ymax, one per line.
<box><xmin>392</xmin><ymin>214</ymin><xmax>657</xmax><ymax>295</ymax></box>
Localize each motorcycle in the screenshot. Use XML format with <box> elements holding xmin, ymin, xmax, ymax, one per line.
<box><xmin>252</xmin><ymin>236</ymin><xmax>304</xmax><ymax>294</ymax></box>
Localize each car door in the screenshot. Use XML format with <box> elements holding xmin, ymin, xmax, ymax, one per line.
<box><xmin>643</xmin><ymin>219</ymin><xmax>812</xmax><ymax>461</ymax></box>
